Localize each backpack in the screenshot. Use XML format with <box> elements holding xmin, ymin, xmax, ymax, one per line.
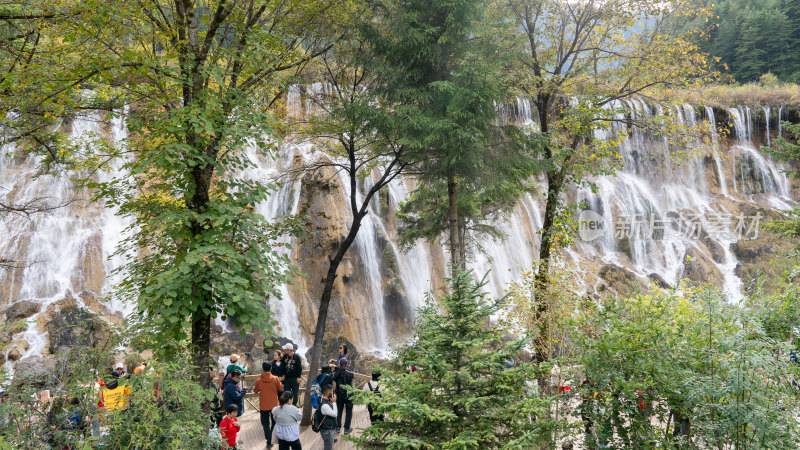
<box><xmin>310</xmin><ymin>373</ymin><xmax>329</xmax><ymax>409</ymax></box>
<box><xmin>367</xmin><ymin>381</ymin><xmax>381</xmax><ymax>397</ymax></box>
<box><xmin>311</xmin><ymin>406</ymin><xmax>326</xmax><ymax>433</ymax></box>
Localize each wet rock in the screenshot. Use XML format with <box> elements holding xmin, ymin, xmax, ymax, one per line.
<box><xmin>263</xmin><ymin>336</ymin><xmax>299</xmax><ymax>354</ymax></box>
<box><xmin>14</xmin><ymin>355</ymin><xmax>59</xmax><ymax>384</ymax></box>
<box><xmin>701</xmin><ymin>237</ymin><xmax>726</xmax><ymax>264</ymax></box>
<box><xmin>731</xmin><ymin>242</ymin><xmax>772</xmax><ymax>262</ymax></box>
<box><xmin>211</xmin><ymin>330</ymin><xmax>267</xmax><ymax>371</ymax></box>
<box><xmin>71</xmin><ymin>231</ymin><xmax>106</xmax><ymax>294</ymax></box>
<box><xmin>379</xmin><ymin>230</ymin><xmax>412</xmax><ymax>338</ymax></box>
<box><xmin>598</xmin><ymin>264</ymin><xmax>645</xmax><ymax>295</ymax></box>
<box><xmin>45</xmin><ymin>301</ymin><xmax>113</xmax><ymax>354</ymax></box>
<box><xmin>681</xmin><ymin>247</ymin><xmax>724</xmax><ymax>285</ymax></box>
<box><xmin>7</xmin><ymin>340</ymin><xmax>27</xmax><ymax>361</ymax></box>
<box><xmin>357</xmin><ymin>354</ymin><xmax>388</xmax><ymax>373</ymax></box>
<box><xmin>288</xmin><ymin>159</ymin><xmax>388</xmax><ymax>352</ymax></box>
<box><xmin>4</xmin><ymin>300</ymin><xmax>41</xmax><ymax>321</ymax></box>
<box><xmin>0</xmin><ymin>331</ymin><xmax>12</xmax><ymax>346</ymax></box>
<box><xmin>648</xmin><ymin>273</ymin><xmax>672</xmax><ymax>289</ymax></box>
<box><xmin>78</xmin><ymin>290</ymin><xmax>124</xmax><ymax>326</ymax></box>
<box><xmin>616</xmin><ymin>236</ymin><xmax>633</xmax><ymax>260</ymax></box>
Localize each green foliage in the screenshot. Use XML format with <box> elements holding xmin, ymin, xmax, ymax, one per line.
<box><xmin>764</xmin><ymin>122</ymin><xmax>800</xmax><ymax>243</ymax></box>
<box><xmin>349</xmin><ymin>272</ymin><xmax>554</xmax><ymax>449</ymax></box>
<box><xmin>366</xmin><ymin>0</ymin><xmax>539</xmax><ymax>264</ymax></box>
<box><xmin>685</xmin><ymin>0</ymin><xmax>800</xmax><ymax>83</ymax></box>
<box><xmin>576</xmin><ymin>285</ymin><xmax>800</xmax><ymax>448</ymax></box>
<box><xmin>0</xmin><ymin>0</ymin><xmax>338</xmax><ymax>369</ymax></box>
<box><xmin>0</xmin><ymin>335</ymin><xmax>217</xmax><ymax>449</ymax></box>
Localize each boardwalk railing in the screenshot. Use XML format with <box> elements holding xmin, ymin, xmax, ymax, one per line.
<box><xmin>239</xmin><ymin>369</ymin><xmax>371</xmax><ymax>411</ymax></box>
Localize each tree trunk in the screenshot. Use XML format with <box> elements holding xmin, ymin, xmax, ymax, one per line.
<box><xmin>192</xmin><ymin>309</ymin><xmax>211</xmax><ymax>414</ymax></box>
<box><xmin>532</xmin><ymin>166</ymin><xmax>562</xmax><ymax>364</ymax></box>
<box><xmin>300</xmin><ymin>215</ymin><xmax>364</xmax><ymax>425</ymax></box>
<box><xmin>447</xmin><ymin>173</ymin><xmax>463</xmax><ymax>271</ymax></box>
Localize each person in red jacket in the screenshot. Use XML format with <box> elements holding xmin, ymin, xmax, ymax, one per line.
<box><xmin>219</xmin><ymin>404</ymin><xmax>241</xmax><ymax>449</ymax></box>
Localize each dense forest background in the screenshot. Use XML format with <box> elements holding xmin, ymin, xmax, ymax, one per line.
<box><xmin>691</xmin><ymin>0</ymin><xmax>800</xmax><ymax>82</ymax></box>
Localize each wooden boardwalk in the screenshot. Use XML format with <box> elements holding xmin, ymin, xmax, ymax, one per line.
<box><xmin>237</xmin><ymin>404</ymin><xmax>371</xmax><ymax>450</ymax></box>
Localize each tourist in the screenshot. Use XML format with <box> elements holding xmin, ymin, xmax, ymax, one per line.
<box><xmin>134</xmin><ymin>362</ymin><xmax>147</xmax><ymax>375</ymax></box>
<box><xmin>331</xmin><ymin>358</ymin><xmax>354</xmax><ymax>434</ymax></box>
<box><xmin>281</xmin><ymin>344</ymin><xmax>302</xmax><ymax>406</ymax></box>
<box><xmin>318</xmin><ymin>364</ymin><xmax>334</xmax><ymax>391</ymax></box>
<box><xmin>114</xmin><ymin>362</ymin><xmax>127</xmax><ymax>377</ymax></box>
<box><xmin>226</xmin><ymin>354</ymin><xmax>248</xmax><ymax>376</ymax></box>
<box><xmin>223</xmin><ymin>370</ymin><xmax>247</xmax><ymax>417</ymax></box>
<box><xmin>363</xmin><ymin>370</ymin><xmax>383</xmax><ymax>424</ymax></box>
<box><xmin>270</xmin><ymin>350</ymin><xmax>286</xmax><ymax>379</ymax></box>
<box><xmin>253</xmin><ymin>361</ymin><xmax>283</xmax><ymax>448</ymax></box>
<box><xmin>335</xmin><ymin>344</ymin><xmax>349</xmax><ymax>368</ymax></box>
<box><xmin>219</xmin><ymin>404</ymin><xmax>241</xmax><ymax>450</ymax></box>
<box><xmin>210</xmin><ymin>369</ymin><xmax>224</xmax><ymax>426</ymax></box>
<box><xmin>101</xmin><ymin>370</ymin><xmax>131</xmax><ymax>413</ymax></box>
<box><xmin>272</xmin><ymin>391</ymin><xmax>302</xmax><ymax>450</ymax></box>
<box><xmin>319</xmin><ymin>385</ymin><xmax>338</xmax><ymax>450</ymax></box>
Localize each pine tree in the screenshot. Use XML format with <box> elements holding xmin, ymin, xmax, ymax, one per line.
<box><xmin>349</xmin><ymin>272</ymin><xmax>551</xmax><ymax>449</ymax></box>
<box><xmin>764</xmin><ymin>123</ymin><xmax>800</xmax><ymax>239</ymax></box>
<box><xmin>365</xmin><ymin>0</ymin><xmax>537</xmax><ymax>270</ymax></box>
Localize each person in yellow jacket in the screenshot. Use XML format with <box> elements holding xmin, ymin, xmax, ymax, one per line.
<box><xmin>102</xmin><ymin>370</ymin><xmax>131</xmax><ymax>412</ymax></box>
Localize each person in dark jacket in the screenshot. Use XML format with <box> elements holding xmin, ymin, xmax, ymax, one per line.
<box><xmin>281</xmin><ymin>344</ymin><xmax>302</xmax><ymax>406</ymax></box>
<box><xmin>223</xmin><ymin>370</ymin><xmax>248</xmax><ymax>417</ymax></box>
<box><xmin>331</xmin><ymin>358</ymin><xmax>354</xmax><ymax>434</ymax></box>
<box><xmin>270</xmin><ymin>350</ymin><xmax>286</xmax><ymax>379</ymax></box>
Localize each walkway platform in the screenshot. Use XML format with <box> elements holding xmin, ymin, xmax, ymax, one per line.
<box><xmin>237</xmin><ymin>404</ymin><xmax>370</xmax><ymax>450</ymax></box>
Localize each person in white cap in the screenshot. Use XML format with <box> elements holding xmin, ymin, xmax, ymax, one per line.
<box><xmin>114</xmin><ymin>362</ymin><xmax>126</xmax><ymax>377</ymax></box>
<box><xmin>281</xmin><ymin>343</ymin><xmax>302</xmax><ymax>406</ymax></box>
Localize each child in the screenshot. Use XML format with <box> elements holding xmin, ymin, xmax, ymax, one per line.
<box><xmin>219</xmin><ymin>404</ymin><xmax>241</xmax><ymax>449</ymax></box>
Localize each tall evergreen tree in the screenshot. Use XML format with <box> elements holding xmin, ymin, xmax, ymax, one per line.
<box><xmin>365</xmin><ymin>0</ymin><xmax>537</xmax><ymax>270</ymax></box>
<box><xmin>350</xmin><ymin>272</ymin><xmax>550</xmax><ymax>449</ymax></box>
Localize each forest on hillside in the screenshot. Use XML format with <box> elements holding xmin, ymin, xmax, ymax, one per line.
<box><xmin>687</xmin><ymin>0</ymin><xmax>800</xmax><ymax>82</ymax></box>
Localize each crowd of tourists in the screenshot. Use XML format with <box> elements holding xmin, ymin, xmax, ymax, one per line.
<box><xmin>212</xmin><ymin>343</ymin><xmax>383</xmax><ymax>450</ymax></box>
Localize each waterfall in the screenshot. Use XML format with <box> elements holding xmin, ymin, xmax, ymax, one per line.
<box><xmin>779</xmin><ymin>106</ymin><xmax>783</xmax><ymax>137</ymax></box>
<box><xmin>240</xmin><ymin>140</ymin><xmax>308</xmax><ymax>350</ymax></box>
<box><xmin>745</xmin><ymin>106</ymin><xmax>752</xmax><ymax>141</ymax></box>
<box><xmin>763</xmin><ymin>106</ymin><xmax>771</xmax><ymax>147</ymax></box>
<box><xmin>1</xmin><ymin>113</ymin><xmax>132</xmax><ymax>372</ymax></box>
<box><xmin>2</xmin><ymin>95</ymin><xmax>797</xmax><ymax>366</ymax></box>
<box><xmin>705</xmin><ymin>107</ymin><xmax>728</xmax><ymax>196</ymax></box>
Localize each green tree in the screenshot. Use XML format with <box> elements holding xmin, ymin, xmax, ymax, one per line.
<box><xmin>3</xmin><ymin>0</ymin><xmax>336</xmax><ymax>396</ymax></box>
<box><xmin>765</xmin><ymin>122</ymin><xmax>800</xmax><ymax>240</ymax></box>
<box><xmin>501</xmin><ymin>0</ymin><xmax>715</xmax><ymax>363</ymax></box>
<box><xmin>293</xmin><ymin>11</ymin><xmax>419</xmax><ymax>424</ymax></box>
<box><xmin>350</xmin><ymin>272</ymin><xmax>551</xmax><ymax>449</ymax></box>
<box><xmin>684</xmin><ymin>0</ymin><xmax>800</xmax><ymax>82</ymax></box>
<box><xmin>366</xmin><ymin>0</ymin><xmax>538</xmax><ymax>270</ymax></box>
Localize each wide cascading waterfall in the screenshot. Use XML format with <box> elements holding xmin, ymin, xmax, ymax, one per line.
<box><xmin>1</xmin><ymin>97</ymin><xmax>797</xmax><ymax>367</ymax></box>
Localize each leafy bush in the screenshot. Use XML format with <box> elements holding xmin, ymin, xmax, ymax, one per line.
<box><xmin>576</xmin><ymin>285</ymin><xmax>800</xmax><ymax>448</ymax></box>
<box><xmin>0</xmin><ymin>345</ymin><xmax>219</xmax><ymax>449</ymax></box>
